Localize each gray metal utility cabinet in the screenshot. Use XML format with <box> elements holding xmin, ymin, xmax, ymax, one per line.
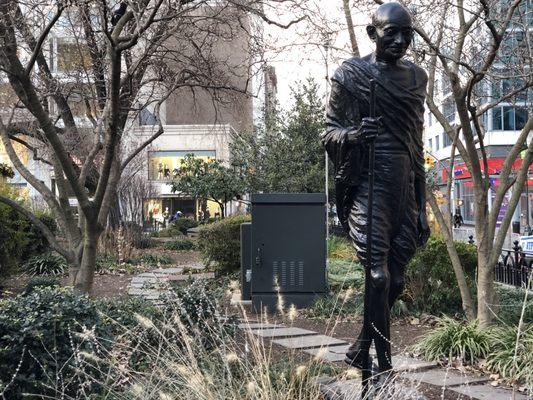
<box><xmin>250</xmin><ymin>193</ymin><xmax>327</xmax><ymax>311</ymax></box>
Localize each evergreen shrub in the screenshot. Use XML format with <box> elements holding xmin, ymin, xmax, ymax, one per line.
<box><xmin>197</xmin><ymin>215</ymin><xmax>250</xmax><ymax>273</ymax></box>
<box><xmin>130</xmin><ymin>253</ymin><xmax>173</xmax><ymax>266</ymax></box>
<box><xmin>164</xmin><ymin>238</ymin><xmax>195</xmax><ymax>251</ymax></box>
<box><xmin>327</xmin><ymin>259</ymin><xmax>364</xmax><ymax>291</ymax></box>
<box><xmin>494</xmin><ymin>286</ymin><xmax>533</xmax><ymax>325</ymax></box>
<box><xmin>24</xmin><ymin>276</ymin><xmax>60</xmax><ymax>294</ymax></box>
<box><xmin>136</xmin><ymin>236</ymin><xmax>158</xmax><ymax>249</ymax></box>
<box><xmin>404</xmin><ymin>235</ymin><xmax>477</xmax><ymax>316</ymax></box>
<box><xmin>170</xmin><ymin>217</ymin><xmax>199</xmax><ymax>235</ymax></box>
<box><xmin>0</xmin><ymin>187</ymin><xmax>58</xmax><ymax>276</ymax></box>
<box><xmin>0</xmin><ymin>287</ymin><xmax>107</xmax><ymax>398</ymax></box>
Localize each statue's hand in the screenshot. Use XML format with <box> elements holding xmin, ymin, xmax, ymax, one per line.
<box><xmin>417</xmin><ymin>210</ymin><xmax>430</xmax><ymax>246</ymax></box>
<box><xmin>347</xmin><ymin>117</ymin><xmax>382</xmax><ymax>145</ymax></box>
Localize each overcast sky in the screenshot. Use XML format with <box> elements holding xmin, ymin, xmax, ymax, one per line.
<box><xmin>262</xmin><ymin>3</ymin><xmax>374</xmax><ymax>108</ymax></box>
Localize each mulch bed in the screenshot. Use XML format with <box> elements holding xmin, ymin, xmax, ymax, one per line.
<box><xmin>0</xmin><ymin>249</ymin><xmax>204</xmax><ymax>299</ymax></box>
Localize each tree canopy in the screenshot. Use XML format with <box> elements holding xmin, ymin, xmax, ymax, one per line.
<box><xmin>231</xmin><ymin>78</ymin><xmax>328</xmax><ymax>194</ymax></box>
<box><xmin>170</xmin><ymin>155</ymin><xmax>245</xmax><ymax>218</ymax></box>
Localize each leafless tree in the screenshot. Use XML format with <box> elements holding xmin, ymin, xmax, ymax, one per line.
<box><xmin>0</xmin><ymin>0</ymin><xmax>304</xmax><ymax>293</ymax></box>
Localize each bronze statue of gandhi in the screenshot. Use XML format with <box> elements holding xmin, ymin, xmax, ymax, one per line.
<box><xmin>322</xmin><ymin>1</ymin><xmax>430</xmax><ymax>390</ymax></box>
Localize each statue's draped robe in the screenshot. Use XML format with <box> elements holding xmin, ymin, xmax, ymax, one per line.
<box><xmin>322</xmin><ymin>55</ymin><xmax>427</xmax><ymax>372</ymax></box>
<box><xmin>322</xmin><ymin>56</ymin><xmax>426</xmax><ymax>232</ymax></box>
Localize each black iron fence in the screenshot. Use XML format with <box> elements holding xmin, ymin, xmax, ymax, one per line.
<box><xmin>494</xmin><ymin>241</ymin><xmax>533</xmax><ymax>288</ymax></box>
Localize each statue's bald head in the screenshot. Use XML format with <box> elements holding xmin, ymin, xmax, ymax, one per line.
<box><xmin>371</xmin><ymin>2</ymin><xmax>412</xmax><ymax>28</ymax></box>
<box><xmin>367</xmin><ymin>2</ymin><xmax>414</xmax><ymax>63</ymax></box>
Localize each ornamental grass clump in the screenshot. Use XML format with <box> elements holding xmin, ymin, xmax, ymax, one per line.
<box><xmin>76</xmin><ymin>305</ymin><xmax>422</xmax><ymax>400</ymax></box>
<box><xmin>414</xmin><ymin>316</ymin><xmax>491</xmax><ymax>365</ymax></box>
<box><xmin>22</xmin><ymin>251</ymin><xmax>67</xmax><ymax>276</ymax></box>
<box><xmin>486</xmin><ymin>325</ymin><xmax>533</xmax><ymax>389</ymax></box>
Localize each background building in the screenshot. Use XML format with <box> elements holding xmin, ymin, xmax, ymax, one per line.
<box><xmin>134</xmin><ymin>6</ymin><xmax>254</xmax><ymax>225</ymax></box>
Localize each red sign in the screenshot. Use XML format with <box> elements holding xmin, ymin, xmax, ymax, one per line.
<box><xmin>441</xmin><ymin>158</ymin><xmax>533</xmax><ymax>182</ymax></box>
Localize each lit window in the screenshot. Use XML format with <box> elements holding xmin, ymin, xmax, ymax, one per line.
<box><xmin>148</xmin><ymin>150</ymin><xmax>216</xmax><ymax>181</ymax></box>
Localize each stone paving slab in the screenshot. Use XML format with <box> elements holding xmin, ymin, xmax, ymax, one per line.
<box><xmin>182</xmin><ymin>262</ymin><xmax>205</xmax><ymax>270</ymax></box>
<box><xmin>273</xmin><ymin>335</ymin><xmax>347</xmax><ymax>349</ymax></box>
<box><xmin>450</xmin><ymin>384</ymin><xmax>529</xmax><ymax>400</ymax></box>
<box><xmin>320</xmin><ymin>379</ymin><xmax>427</xmax><ymax>400</ymax></box>
<box><xmin>304</xmin><ymin>346</ymin><xmax>347</xmax><ymax>362</ymax></box>
<box><xmin>169</xmin><ymin>272</ymin><xmax>215</xmax><ymax>281</ymax></box>
<box><xmin>128</xmin><ymin>288</ymin><xmax>164</xmax><ymax>296</ymax></box>
<box><xmin>393</xmin><ymin>356</ymin><xmax>439</xmax><ymax>372</ymax></box>
<box><xmin>305</xmin><ymin>346</ymin><xmax>438</xmax><ymax>371</ymax></box>
<box><xmin>252</xmin><ymin>327</ymin><xmax>316</xmax><ymax>338</ymax></box>
<box><xmin>152</xmin><ymin>267</ymin><xmax>183</xmax><ymax>274</ymax></box>
<box><xmin>406</xmin><ymin>369</ymin><xmax>490</xmax><ymax>387</ymax></box>
<box><xmin>238</xmin><ymin>323</ymin><xmax>286</xmax><ymax>330</ymax></box>
<box><xmin>328</xmin><ymin>345</ymin><xmax>351</xmax><ymax>354</ymax></box>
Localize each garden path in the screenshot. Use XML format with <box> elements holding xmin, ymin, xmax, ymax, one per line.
<box><xmin>128</xmin><ymin>263</ymin><xmax>214</xmax><ymax>300</ymax></box>
<box><xmin>237</xmin><ymin>318</ymin><xmax>529</xmax><ymax>400</ymax></box>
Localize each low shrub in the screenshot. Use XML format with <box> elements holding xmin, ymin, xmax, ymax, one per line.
<box><xmin>493</xmin><ymin>286</ymin><xmax>533</xmax><ymax>325</ymax></box>
<box><xmin>136</xmin><ymin>236</ymin><xmax>158</xmax><ymax>249</ymax></box>
<box><xmin>0</xmin><ymin>287</ymin><xmax>107</xmax><ymax>398</ymax></box>
<box><xmin>0</xmin><ymin>186</ymin><xmax>30</xmax><ymax>274</ymax></box>
<box><xmin>95</xmin><ymin>254</ymin><xmax>119</xmax><ymax>272</ymax></box>
<box><xmin>0</xmin><ymin>162</ymin><xmax>14</xmax><ymax>178</ymax></box>
<box><xmin>0</xmin><ymin>186</ymin><xmax>59</xmax><ymax>276</ymax></box>
<box><xmin>170</xmin><ymin>217</ymin><xmax>199</xmax><ymax>235</ymax></box>
<box><xmin>328</xmin><ymin>235</ymin><xmax>355</xmax><ymax>260</ymax></box>
<box><xmin>24</xmin><ymin>212</ymin><xmax>58</xmax><ymax>257</ymax></box>
<box><xmin>414</xmin><ymin>316</ymin><xmax>491</xmax><ymax>364</ymax></box>
<box><xmin>164</xmin><ymin>238</ymin><xmax>195</xmax><ymax>251</ymax></box>
<box><xmin>130</xmin><ymin>253</ymin><xmax>173</xmax><ymax>266</ymax></box>
<box><xmin>24</xmin><ymin>276</ymin><xmax>60</xmax><ymax>294</ymax></box>
<box><xmin>404</xmin><ymin>235</ymin><xmax>477</xmax><ymax>316</ymax></box>
<box><xmin>486</xmin><ymin>324</ymin><xmax>533</xmax><ymax>388</ymax></box>
<box><xmin>95</xmin><ymin>296</ymin><xmax>161</xmax><ymax>335</ymax></box>
<box><xmin>308</xmin><ymin>292</ymin><xmax>363</xmax><ymax>319</ymax></box>
<box><xmin>169</xmin><ymin>280</ymin><xmax>232</xmax><ymax>340</ymax></box>
<box><xmin>22</xmin><ymin>252</ymin><xmax>67</xmax><ymax>276</ymax></box>
<box><xmin>197</xmin><ymin>214</ymin><xmax>251</xmax><ymax>273</ymax></box>
<box><xmin>328</xmin><ymin>259</ymin><xmax>364</xmax><ymax>291</ymax></box>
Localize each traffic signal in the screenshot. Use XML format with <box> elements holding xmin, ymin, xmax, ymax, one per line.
<box><xmin>424</xmin><ymin>154</ymin><xmax>436</xmax><ymax>169</ymax></box>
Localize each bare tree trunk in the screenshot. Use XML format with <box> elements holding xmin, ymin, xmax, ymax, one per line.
<box><xmin>427</xmin><ymin>190</ymin><xmax>476</xmax><ymax>320</ymax></box>
<box><xmin>342</xmin><ymin>0</ymin><xmax>360</xmax><ymax>57</ymax></box>
<box><xmin>474</xmin><ymin>188</ymin><xmax>494</xmax><ymax>327</ymax></box>
<box><xmin>73</xmin><ymin>224</ymin><xmax>100</xmax><ymax>293</ymax></box>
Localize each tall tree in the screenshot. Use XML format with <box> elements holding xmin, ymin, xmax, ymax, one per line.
<box><xmin>0</xmin><ymin>0</ymin><xmax>303</xmax><ymax>293</ymax></box>
<box><xmin>232</xmin><ymin>78</ymin><xmax>329</xmax><ymax>194</ymax></box>
<box><xmin>170</xmin><ymin>154</ymin><xmax>245</xmax><ymax>218</ymax></box>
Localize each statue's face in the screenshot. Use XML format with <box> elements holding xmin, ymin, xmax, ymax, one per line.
<box><xmin>368</xmin><ymin>5</ymin><xmax>413</xmax><ymax>62</ymax></box>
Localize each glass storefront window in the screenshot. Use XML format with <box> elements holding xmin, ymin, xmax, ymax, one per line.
<box><xmin>148</xmin><ymin>150</ymin><xmax>216</xmax><ymax>181</ymax></box>
<box><xmin>491</xmin><ymin>106</ymin><xmax>529</xmax><ymax>131</ymax></box>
